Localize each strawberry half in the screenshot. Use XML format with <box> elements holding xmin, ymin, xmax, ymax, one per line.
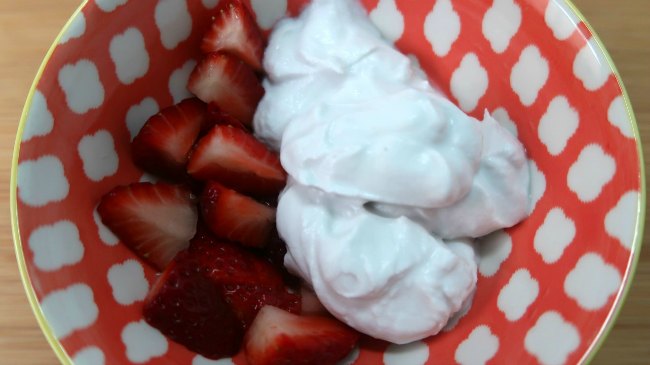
<box><xmin>189</xmin><ymin>231</ymin><xmax>300</xmax><ymax>326</ymax></box>
<box><xmin>244</xmin><ymin>306</ymin><xmax>360</xmax><ymax>365</ymax></box>
<box><xmin>144</xmin><ymin>251</ymin><xmax>244</xmax><ymax>359</ymax></box>
<box><xmin>201</xmin><ymin>0</ymin><xmax>265</xmax><ymax>72</ymax></box>
<box><xmin>187</xmin><ymin>125</ymin><xmax>287</xmax><ymax>196</ymax></box>
<box><xmin>188</xmin><ymin>52</ymin><xmax>263</xmax><ymax>126</ymax></box>
<box><xmin>98</xmin><ymin>183</ymin><xmax>198</xmax><ymax>271</ymax></box>
<box><xmin>132</xmin><ymin>98</ymin><xmax>208</xmax><ymax>181</ymax></box>
<box><xmin>144</xmin><ymin>232</ymin><xmax>300</xmax><ymax>359</ymax></box>
<box><xmin>201</xmin><ymin>181</ymin><xmax>275</xmax><ymax>248</ymax></box>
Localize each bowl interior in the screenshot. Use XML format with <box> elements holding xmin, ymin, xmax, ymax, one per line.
<box><xmin>14</xmin><ymin>0</ymin><xmax>643</xmax><ymax>364</ymax></box>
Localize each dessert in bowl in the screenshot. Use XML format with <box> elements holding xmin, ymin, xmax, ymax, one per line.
<box><xmin>12</xmin><ymin>0</ymin><xmax>643</xmax><ymax>364</ymax></box>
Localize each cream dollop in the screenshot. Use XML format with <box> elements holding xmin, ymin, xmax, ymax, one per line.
<box><xmin>255</xmin><ymin>0</ymin><xmax>529</xmax><ymax>343</ymax></box>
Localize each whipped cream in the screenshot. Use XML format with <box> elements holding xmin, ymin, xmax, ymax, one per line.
<box><xmin>255</xmin><ymin>0</ymin><xmax>529</xmax><ymax>343</ymax></box>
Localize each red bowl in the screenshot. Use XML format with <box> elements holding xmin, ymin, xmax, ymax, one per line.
<box><xmin>12</xmin><ymin>0</ymin><xmax>644</xmax><ymax>364</ymax></box>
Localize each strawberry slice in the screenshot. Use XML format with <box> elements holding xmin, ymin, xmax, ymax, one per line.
<box><xmin>132</xmin><ymin>98</ymin><xmax>208</xmax><ymax>181</ymax></box>
<box><xmin>244</xmin><ymin>306</ymin><xmax>360</xmax><ymax>365</ymax></box>
<box><xmin>201</xmin><ymin>181</ymin><xmax>275</xmax><ymax>248</ymax></box>
<box><xmin>188</xmin><ymin>52</ymin><xmax>263</xmax><ymax>126</ymax></box>
<box><xmin>190</xmin><ymin>231</ymin><xmax>301</xmax><ymax>326</ymax></box>
<box><xmin>98</xmin><ymin>183</ymin><xmax>198</xmax><ymax>271</ymax></box>
<box><xmin>187</xmin><ymin>125</ymin><xmax>287</xmax><ymax>196</ymax></box>
<box><xmin>144</xmin><ymin>251</ymin><xmax>244</xmax><ymax>359</ymax></box>
<box><xmin>201</xmin><ymin>0</ymin><xmax>265</xmax><ymax>72</ymax></box>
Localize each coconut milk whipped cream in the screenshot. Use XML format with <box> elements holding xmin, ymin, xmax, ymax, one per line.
<box><xmin>254</xmin><ymin>0</ymin><xmax>529</xmax><ymax>343</ymax></box>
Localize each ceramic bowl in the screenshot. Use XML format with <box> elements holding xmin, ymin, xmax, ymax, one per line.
<box><xmin>12</xmin><ymin>0</ymin><xmax>644</xmax><ymax>364</ymax></box>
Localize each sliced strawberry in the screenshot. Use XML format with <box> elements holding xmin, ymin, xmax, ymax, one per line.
<box><xmin>187</xmin><ymin>125</ymin><xmax>287</xmax><ymax>196</ymax></box>
<box><xmin>98</xmin><ymin>183</ymin><xmax>198</xmax><ymax>271</ymax></box>
<box><xmin>144</xmin><ymin>252</ymin><xmax>244</xmax><ymax>359</ymax></box>
<box><xmin>132</xmin><ymin>98</ymin><xmax>208</xmax><ymax>180</ymax></box>
<box><xmin>191</xmin><ymin>232</ymin><xmax>300</xmax><ymax>320</ymax></box>
<box><xmin>201</xmin><ymin>181</ymin><xmax>275</xmax><ymax>248</ymax></box>
<box><xmin>300</xmin><ymin>286</ymin><xmax>328</xmax><ymax>315</ymax></box>
<box><xmin>188</xmin><ymin>52</ymin><xmax>264</xmax><ymax>126</ymax></box>
<box><xmin>145</xmin><ymin>232</ymin><xmax>300</xmax><ymax>360</ymax></box>
<box><xmin>207</xmin><ymin>103</ymin><xmax>248</xmax><ymax>131</ymax></box>
<box><xmin>244</xmin><ymin>306</ymin><xmax>359</xmax><ymax>365</ymax></box>
<box><xmin>187</xmin><ymin>230</ymin><xmax>279</xmax><ymax>286</ymax></box>
<box><xmin>201</xmin><ymin>0</ymin><xmax>265</xmax><ymax>72</ymax></box>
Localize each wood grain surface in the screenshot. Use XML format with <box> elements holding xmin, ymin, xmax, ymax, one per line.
<box><xmin>0</xmin><ymin>0</ymin><xmax>647</xmax><ymax>364</ymax></box>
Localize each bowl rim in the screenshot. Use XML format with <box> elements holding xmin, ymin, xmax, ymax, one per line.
<box><xmin>10</xmin><ymin>0</ymin><xmax>645</xmax><ymax>364</ymax></box>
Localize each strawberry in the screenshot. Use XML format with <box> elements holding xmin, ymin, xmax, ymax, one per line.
<box><xmin>201</xmin><ymin>181</ymin><xmax>275</xmax><ymax>248</ymax></box>
<box><xmin>132</xmin><ymin>98</ymin><xmax>208</xmax><ymax>181</ymax></box>
<box><xmin>207</xmin><ymin>103</ymin><xmax>248</xmax><ymax>131</ymax></box>
<box><xmin>98</xmin><ymin>183</ymin><xmax>198</xmax><ymax>271</ymax></box>
<box><xmin>143</xmin><ymin>252</ymin><xmax>244</xmax><ymax>359</ymax></box>
<box><xmin>187</xmin><ymin>125</ymin><xmax>287</xmax><ymax>196</ymax></box>
<box><xmin>201</xmin><ymin>0</ymin><xmax>265</xmax><ymax>72</ymax></box>
<box><xmin>189</xmin><ymin>231</ymin><xmax>301</xmax><ymax>325</ymax></box>
<box><xmin>300</xmin><ymin>286</ymin><xmax>328</xmax><ymax>315</ymax></box>
<box><xmin>244</xmin><ymin>306</ymin><xmax>360</xmax><ymax>365</ymax></box>
<box><xmin>145</xmin><ymin>232</ymin><xmax>300</xmax><ymax>359</ymax></box>
<box><xmin>188</xmin><ymin>52</ymin><xmax>264</xmax><ymax>126</ymax></box>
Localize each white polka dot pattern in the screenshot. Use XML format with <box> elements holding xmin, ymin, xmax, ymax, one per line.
<box><xmin>169</xmin><ymin>60</ymin><xmax>197</xmax><ymax>103</ymax></box>
<box><xmin>538</xmin><ymin>96</ymin><xmax>579</xmax><ymax>156</ymax></box>
<box><xmin>251</xmin><ymin>0</ymin><xmax>287</xmax><ymax>30</ymax></box>
<box><xmin>564</xmin><ymin>253</ymin><xmax>622</xmax><ymax>310</ymax></box>
<box><xmin>525</xmin><ymin>312</ymin><xmax>580</xmax><ymax>365</ymax></box>
<box><xmin>108</xmin><ymin>260</ymin><xmax>150</xmax><ymax>305</ymax></box>
<box><xmin>73</xmin><ymin>347</ymin><xmax>105</xmax><ymax>365</ymax></box>
<box><xmin>534</xmin><ymin>208</ymin><xmax>576</xmax><ymax>264</ymax></box>
<box><xmin>192</xmin><ymin>356</ymin><xmax>234</xmax><ymax>365</ymax></box>
<box><xmin>478</xmin><ymin>230</ymin><xmax>512</xmax><ymax>277</ymax></box>
<box><xmin>41</xmin><ymin>284</ymin><xmax>99</xmax><ymax>339</ymax></box>
<box><xmin>383</xmin><ymin>341</ymin><xmax>429</xmax><ymax>365</ymax></box>
<box><xmin>370</xmin><ymin>0</ymin><xmax>404</xmax><ymax>43</ymax></box>
<box><xmin>482</xmin><ymin>0</ymin><xmax>521</xmax><ymax>54</ymax></box>
<box><xmin>126</xmin><ymin>97</ymin><xmax>160</xmax><ymax>140</ymax></box>
<box><xmin>450</xmin><ymin>53</ymin><xmax>488</xmax><ymax>112</ymax></box>
<box><xmin>59</xmin><ymin>12</ymin><xmax>87</xmax><ymax>44</ymax></box>
<box><xmin>455</xmin><ymin>325</ymin><xmax>499</xmax><ymax>365</ymax></box>
<box><xmin>110</xmin><ymin>28</ymin><xmax>150</xmax><ymax>85</ymax></box>
<box><xmin>58</xmin><ymin>59</ymin><xmax>105</xmax><ymax>114</ymax></box>
<box><xmin>121</xmin><ymin>320</ymin><xmax>169</xmax><ymax>363</ymax></box>
<box><xmin>605</xmin><ymin>191</ymin><xmax>639</xmax><ymax>250</ymax></box>
<box><xmin>155</xmin><ymin>0</ymin><xmax>193</xmax><ymax>50</ymax></box>
<box><xmin>424</xmin><ymin>0</ymin><xmax>460</xmax><ymax>57</ymax></box>
<box><xmin>573</xmin><ymin>38</ymin><xmax>611</xmax><ymax>91</ymax></box>
<box><xmin>510</xmin><ymin>45</ymin><xmax>549</xmax><ymax>106</ymax></box>
<box><xmin>567</xmin><ymin>144</ymin><xmax>616</xmax><ymax>202</ymax></box>
<box><xmin>497</xmin><ymin>269</ymin><xmax>539</xmax><ymax>321</ymax></box>
<box><xmin>29</xmin><ymin>221</ymin><xmax>85</xmax><ymax>272</ymax></box>
<box><xmin>93</xmin><ymin>207</ymin><xmax>120</xmax><ymax>246</ymax></box>
<box><xmin>78</xmin><ymin>130</ymin><xmax>119</xmax><ymax>182</ymax></box>
<box><xmin>23</xmin><ymin>90</ymin><xmax>54</xmax><ymax>141</ymax></box>
<box><xmin>18</xmin><ymin>155</ymin><xmax>69</xmax><ymax>207</ymax></box>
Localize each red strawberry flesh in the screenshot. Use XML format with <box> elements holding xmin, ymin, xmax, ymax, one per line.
<box><xmin>132</xmin><ymin>98</ymin><xmax>208</xmax><ymax>180</ymax></box>
<box><xmin>144</xmin><ymin>255</ymin><xmax>244</xmax><ymax>359</ymax></box>
<box><xmin>201</xmin><ymin>0</ymin><xmax>265</xmax><ymax>72</ymax></box>
<box><xmin>188</xmin><ymin>52</ymin><xmax>263</xmax><ymax>126</ymax></box>
<box><xmin>189</xmin><ymin>232</ymin><xmax>300</xmax><ymax>325</ymax></box>
<box><xmin>98</xmin><ymin>183</ymin><xmax>198</xmax><ymax>271</ymax></box>
<box><xmin>187</xmin><ymin>125</ymin><xmax>287</xmax><ymax>196</ymax></box>
<box><xmin>244</xmin><ymin>306</ymin><xmax>360</xmax><ymax>365</ymax></box>
<box><xmin>201</xmin><ymin>181</ymin><xmax>275</xmax><ymax>248</ymax></box>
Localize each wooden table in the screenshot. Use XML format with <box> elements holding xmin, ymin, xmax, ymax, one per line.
<box><xmin>0</xmin><ymin>0</ymin><xmax>648</xmax><ymax>364</ymax></box>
